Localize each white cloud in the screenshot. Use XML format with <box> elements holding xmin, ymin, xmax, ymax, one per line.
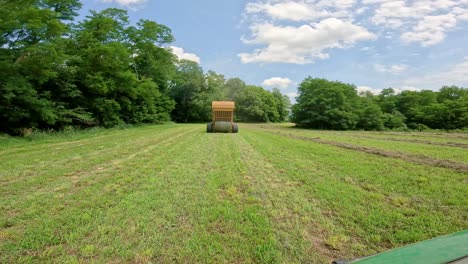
<box><xmin>369</xmin><ymin>0</ymin><xmax>466</xmax><ymax>46</ymax></box>
<box><xmin>245</xmin><ymin>1</ymin><xmax>330</xmax><ymax>22</ymax></box>
<box><xmin>454</xmin><ymin>7</ymin><xmax>468</xmax><ymax>20</ymax></box>
<box><xmin>262</xmin><ymin>77</ymin><xmax>292</xmax><ymax>89</ymax></box>
<box><xmin>396</xmin><ymin>86</ymin><xmax>423</xmax><ymax>93</ymax></box>
<box><xmin>239</xmin><ymin>18</ymin><xmax>376</xmax><ymax>64</ymax></box>
<box><xmin>286</xmin><ymin>92</ymin><xmax>298</xmax><ymax>102</ymax></box>
<box><xmin>357</xmin><ymin>85</ymin><xmax>424</xmax><ymax>95</ymax></box>
<box><xmin>241</xmin><ymin>0</ymin><xmax>468</xmax><ymax>56</ymax></box>
<box><xmin>357</xmin><ymin>86</ymin><xmax>382</xmax><ymax>95</ymax></box>
<box><xmin>101</xmin><ymin>0</ymin><xmax>146</xmax><ymax>8</ymax></box>
<box><xmin>401</xmin><ymin>14</ymin><xmax>458</xmax><ymax>46</ymax></box>
<box><xmin>374</xmin><ymin>63</ymin><xmax>408</xmax><ymax>74</ymax></box>
<box><xmin>170</xmin><ymin>46</ymin><xmax>201</xmax><ymax>63</ymax></box>
<box><xmin>404</xmin><ymin>58</ymin><xmax>468</xmax><ymax>88</ymax></box>
<box><xmin>244</xmin><ymin>0</ymin><xmax>358</xmax><ymax>22</ymax></box>
<box><xmin>356</xmin><ymin>6</ymin><xmax>369</xmax><ymax>14</ymax></box>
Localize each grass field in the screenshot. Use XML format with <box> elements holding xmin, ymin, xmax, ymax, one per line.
<box><xmin>1</xmin><ymin>123</ymin><xmax>467</xmax><ymax>263</ymax></box>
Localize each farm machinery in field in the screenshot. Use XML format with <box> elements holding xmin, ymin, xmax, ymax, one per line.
<box><xmin>207</xmin><ymin>101</ymin><xmax>238</xmax><ymax>133</ymax></box>
<box><xmin>333</xmin><ymin>229</ymin><xmax>468</xmax><ymax>264</ymax></box>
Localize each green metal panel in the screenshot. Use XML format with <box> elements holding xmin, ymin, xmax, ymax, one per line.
<box><xmin>352</xmin><ymin>229</ymin><xmax>468</xmax><ymax>264</ymax></box>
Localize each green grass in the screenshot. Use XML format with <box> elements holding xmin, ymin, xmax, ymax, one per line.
<box><xmin>257</xmin><ymin>124</ymin><xmax>468</xmax><ymax>163</ymax></box>
<box><xmin>1</xmin><ymin>124</ymin><xmax>467</xmax><ymax>263</ymax></box>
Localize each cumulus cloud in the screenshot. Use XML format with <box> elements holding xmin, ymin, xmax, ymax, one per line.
<box><xmin>170</xmin><ymin>46</ymin><xmax>201</xmax><ymax>63</ymax></box>
<box><xmin>373</xmin><ymin>63</ymin><xmax>408</xmax><ymax>74</ymax></box>
<box><xmin>262</xmin><ymin>77</ymin><xmax>292</xmax><ymax>89</ymax></box>
<box><xmin>239</xmin><ymin>18</ymin><xmax>376</xmax><ymax>64</ymax></box>
<box><xmin>397</xmin><ymin>86</ymin><xmax>423</xmax><ymax>92</ymax></box>
<box><xmin>401</xmin><ymin>14</ymin><xmax>458</xmax><ymax>46</ymax></box>
<box><xmin>404</xmin><ymin>58</ymin><xmax>468</xmax><ymax>87</ymax></box>
<box><xmin>245</xmin><ymin>1</ymin><xmax>330</xmax><ymax>21</ymax></box>
<box><xmin>101</xmin><ymin>0</ymin><xmax>146</xmax><ymax>8</ymax></box>
<box><xmin>240</xmin><ymin>0</ymin><xmax>468</xmax><ymax>62</ymax></box>
<box><xmin>357</xmin><ymin>86</ymin><xmax>382</xmax><ymax>95</ymax></box>
<box><xmin>357</xmin><ymin>85</ymin><xmax>424</xmax><ymax>95</ymax></box>
<box><xmin>369</xmin><ymin>0</ymin><xmax>468</xmax><ymax>46</ymax></box>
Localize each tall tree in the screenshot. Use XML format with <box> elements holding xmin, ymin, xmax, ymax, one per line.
<box><xmin>272</xmin><ymin>88</ymin><xmax>291</xmax><ymax>122</ymax></box>
<box><xmin>170</xmin><ymin>60</ymin><xmax>206</xmax><ymax>122</ymax></box>
<box><xmin>292</xmin><ymin>78</ymin><xmax>360</xmax><ymax>129</ymax></box>
<box><xmin>223</xmin><ymin>78</ymin><xmax>246</xmax><ymax>101</ymax></box>
<box><xmin>234</xmin><ymin>85</ymin><xmax>283</xmax><ymax>122</ymax></box>
<box><xmin>0</xmin><ymin>0</ymin><xmax>81</xmax><ymax>133</ymax></box>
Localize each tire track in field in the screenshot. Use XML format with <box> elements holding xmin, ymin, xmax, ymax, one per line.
<box><xmin>270</xmin><ymin>131</ymin><xmax>468</xmax><ymax>173</ymax></box>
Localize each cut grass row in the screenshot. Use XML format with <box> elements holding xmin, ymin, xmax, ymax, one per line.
<box><xmin>239</xmin><ymin>126</ymin><xmax>467</xmax><ymax>260</ymax></box>
<box><xmin>1</xmin><ymin>124</ymin><xmax>466</xmax><ymax>263</ymax></box>
<box><xmin>273</xmin><ymin>123</ymin><xmax>468</xmax><ymax>144</ymax></box>
<box><xmin>1</xmin><ymin>126</ymin><xmax>282</xmax><ymax>263</ymax></box>
<box><xmin>257</xmin><ymin>124</ymin><xmax>468</xmax><ymax>164</ymax></box>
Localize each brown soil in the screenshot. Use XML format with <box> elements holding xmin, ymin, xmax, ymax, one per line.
<box><xmin>271</xmin><ymin>131</ymin><xmax>468</xmax><ymax>173</ymax></box>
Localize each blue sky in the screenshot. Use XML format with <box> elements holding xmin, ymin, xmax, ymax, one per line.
<box><xmin>80</xmin><ymin>0</ymin><xmax>468</xmax><ymax>100</ymax></box>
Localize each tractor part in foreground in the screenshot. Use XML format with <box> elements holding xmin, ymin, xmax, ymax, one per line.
<box><xmin>332</xmin><ymin>229</ymin><xmax>468</xmax><ymax>264</ymax></box>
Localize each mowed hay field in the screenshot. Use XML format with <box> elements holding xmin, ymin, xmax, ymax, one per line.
<box><xmin>1</xmin><ymin>124</ymin><xmax>467</xmax><ymax>263</ymax></box>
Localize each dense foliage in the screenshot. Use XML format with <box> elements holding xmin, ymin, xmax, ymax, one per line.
<box><xmin>0</xmin><ymin>1</ymin><xmax>289</xmax><ymax>134</ymax></box>
<box><xmin>2</xmin><ymin>1</ymin><xmax>464</xmax><ymax>134</ymax></box>
<box><xmin>292</xmin><ymin>78</ymin><xmax>468</xmax><ymax>130</ymax></box>
<box><xmin>169</xmin><ymin>61</ymin><xmax>290</xmax><ymax>123</ymax></box>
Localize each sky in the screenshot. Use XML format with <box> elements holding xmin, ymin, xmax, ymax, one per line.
<box><xmin>80</xmin><ymin>0</ymin><xmax>468</xmax><ymax>101</ymax></box>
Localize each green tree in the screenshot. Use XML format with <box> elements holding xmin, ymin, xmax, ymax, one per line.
<box><xmin>170</xmin><ymin>60</ymin><xmax>206</xmax><ymax>122</ymax></box>
<box><xmin>357</xmin><ymin>101</ymin><xmax>385</xmax><ymax>130</ymax></box>
<box><xmin>235</xmin><ymin>86</ymin><xmax>267</xmax><ymax>122</ymax></box>
<box><xmin>272</xmin><ymin>88</ymin><xmax>291</xmax><ymax>122</ymax></box>
<box><xmin>232</xmin><ymin>85</ymin><xmax>285</xmax><ymax>122</ymax></box>
<box><xmin>223</xmin><ymin>78</ymin><xmax>246</xmax><ymax>101</ymax></box>
<box><xmin>188</xmin><ymin>70</ymin><xmax>225</xmax><ymax>122</ymax></box>
<box><xmin>68</xmin><ymin>8</ymin><xmax>175</xmax><ymax>127</ymax></box>
<box><xmin>382</xmin><ymin>111</ymin><xmax>406</xmax><ymax>129</ymax></box>
<box><xmin>292</xmin><ymin>78</ymin><xmax>360</xmax><ymax>130</ymax></box>
<box><xmin>437</xmin><ymin>86</ymin><xmax>467</xmax><ymax>102</ymax></box>
<box><xmin>0</xmin><ymin>0</ymin><xmax>81</xmax><ymax>133</ymax></box>
<box><xmin>377</xmin><ymin>88</ymin><xmax>398</xmax><ymax>113</ymax></box>
<box><xmin>396</xmin><ymin>90</ymin><xmax>437</xmax><ymax>129</ymax></box>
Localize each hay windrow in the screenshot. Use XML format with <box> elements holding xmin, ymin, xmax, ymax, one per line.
<box><xmin>270</xmin><ymin>131</ymin><xmax>468</xmax><ymax>173</ymax></box>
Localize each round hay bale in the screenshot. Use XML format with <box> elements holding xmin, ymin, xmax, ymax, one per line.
<box><xmin>213</xmin><ymin>121</ymin><xmax>232</xmax><ymax>133</ymax></box>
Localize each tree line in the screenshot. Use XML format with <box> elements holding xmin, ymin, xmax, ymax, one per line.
<box><xmin>170</xmin><ymin>62</ymin><xmax>290</xmax><ymax>124</ymax></box>
<box><xmin>0</xmin><ymin>1</ymin><xmax>290</xmax><ymax>135</ymax></box>
<box><xmin>292</xmin><ymin>78</ymin><xmax>467</xmax><ymax>130</ymax></box>
<box><xmin>1</xmin><ymin>1</ymin><xmax>465</xmax><ymax>135</ymax></box>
